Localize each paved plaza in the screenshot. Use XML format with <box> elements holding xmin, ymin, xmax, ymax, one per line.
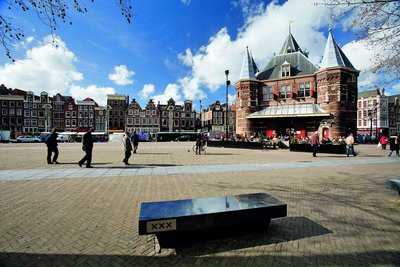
<box><xmin>0</xmin><ymin>142</ymin><xmax>400</xmax><ymax>266</ymax></box>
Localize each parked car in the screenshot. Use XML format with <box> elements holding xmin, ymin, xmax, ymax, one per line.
<box><xmin>16</xmin><ymin>135</ymin><xmax>41</xmax><ymax>143</ymax></box>
<box><xmin>57</xmin><ymin>135</ymin><xmax>70</xmax><ymax>142</ymax></box>
<box><xmin>0</xmin><ymin>130</ymin><xmax>10</xmax><ymax>143</ymax></box>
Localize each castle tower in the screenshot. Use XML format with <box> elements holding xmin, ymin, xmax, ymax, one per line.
<box><xmin>235</xmin><ymin>47</ymin><xmax>261</xmax><ymax>136</ymax></box>
<box><xmin>316</xmin><ymin>29</ymin><xmax>359</xmax><ymax>137</ymax></box>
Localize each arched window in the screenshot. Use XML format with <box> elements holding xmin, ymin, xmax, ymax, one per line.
<box><xmin>281</xmin><ymin>61</ymin><xmax>291</xmax><ymax>77</ymax></box>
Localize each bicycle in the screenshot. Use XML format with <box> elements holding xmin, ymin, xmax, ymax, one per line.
<box><xmin>192</xmin><ymin>142</ymin><xmax>207</xmax><ymax>154</ymax></box>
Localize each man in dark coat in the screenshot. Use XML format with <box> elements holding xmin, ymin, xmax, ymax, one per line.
<box><xmin>123</xmin><ymin>132</ymin><xmax>133</xmax><ymax>165</ymax></box>
<box><xmin>195</xmin><ymin>133</ymin><xmax>202</xmax><ymax>155</ymax></box>
<box><xmin>388</xmin><ymin>135</ymin><xmax>400</xmax><ymax>157</ymax></box>
<box><xmin>132</xmin><ymin>130</ymin><xmax>139</xmax><ymax>153</ymax></box>
<box><xmin>46</xmin><ymin>128</ymin><xmax>59</xmax><ymax>164</ymax></box>
<box><xmin>79</xmin><ymin>128</ymin><xmax>94</xmax><ymax>168</ymax></box>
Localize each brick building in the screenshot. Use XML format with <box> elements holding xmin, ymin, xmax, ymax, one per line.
<box><xmin>38</xmin><ymin>92</ymin><xmax>52</xmax><ymax>132</ymax></box>
<box><xmin>200</xmin><ymin>101</ymin><xmax>236</xmax><ymax>134</ymax></box>
<box><xmin>388</xmin><ymin>94</ymin><xmax>400</xmax><ymax>136</ymax></box>
<box><xmin>76</xmin><ymin>98</ymin><xmax>97</xmax><ymax>132</ymax></box>
<box><xmin>357</xmin><ymin>89</ymin><xmax>388</xmax><ymax>137</ymax></box>
<box><xmin>107</xmin><ymin>94</ymin><xmax>129</xmax><ymax>132</ymax></box>
<box><xmin>94</xmin><ymin>106</ymin><xmax>107</xmax><ymax>132</ymax></box>
<box><xmin>236</xmin><ymin>29</ymin><xmax>358</xmax><ymax>139</ymax></box>
<box><xmin>0</xmin><ymin>94</ymin><xmax>24</xmax><ymax>138</ymax></box>
<box><xmin>158</xmin><ymin>98</ymin><xmax>196</xmax><ymax>132</ymax></box>
<box><xmin>126</xmin><ymin>99</ymin><xmax>160</xmax><ymax>133</ymax></box>
<box><xmin>63</xmin><ymin>96</ymin><xmax>77</xmax><ymax>132</ymax></box>
<box><xmin>52</xmin><ymin>93</ymin><xmax>67</xmax><ymax>131</ymax></box>
<box><xmin>22</xmin><ymin>91</ymin><xmax>42</xmax><ymax>133</ymax></box>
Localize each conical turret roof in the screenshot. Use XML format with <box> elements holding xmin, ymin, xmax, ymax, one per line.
<box><xmin>320</xmin><ymin>29</ymin><xmax>355</xmax><ymax>69</ymax></box>
<box><xmin>239</xmin><ymin>46</ymin><xmax>259</xmax><ymax>80</ymax></box>
<box><xmin>279</xmin><ymin>32</ymin><xmax>302</xmax><ymax>55</ymax></box>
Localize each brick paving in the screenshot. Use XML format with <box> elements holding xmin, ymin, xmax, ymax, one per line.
<box><xmin>0</xmin><ymin>143</ymin><xmax>399</xmax><ymax>266</ymax></box>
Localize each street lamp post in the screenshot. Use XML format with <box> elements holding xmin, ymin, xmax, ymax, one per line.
<box><xmin>225</xmin><ymin>70</ymin><xmax>231</xmax><ymax>140</ymax></box>
<box><xmin>105</xmin><ymin>105</ymin><xmax>112</xmax><ymax>133</ymax></box>
<box><xmin>368</xmin><ymin>102</ymin><xmax>378</xmax><ymax>140</ymax></box>
<box><xmin>43</xmin><ymin>103</ymin><xmax>52</xmax><ymax>132</ymax></box>
<box><xmin>199</xmin><ymin>99</ymin><xmax>202</xmax><ymax>131</ymax></box>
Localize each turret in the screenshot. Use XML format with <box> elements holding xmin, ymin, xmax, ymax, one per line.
<box><xmin>236</xmin><ymin>46</ymin><xmax>261</xmax><ymax>136</ymax></box>
<box><xmin>316</xmin><ymin>29</ymin><xmax>359</xmax><ymax>137</ymax></box>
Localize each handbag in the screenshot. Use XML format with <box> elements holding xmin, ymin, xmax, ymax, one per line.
<box><xmin>377</xmin><ymin>142</ymin><xmax>382</xmax><ymax>148</ymax></box>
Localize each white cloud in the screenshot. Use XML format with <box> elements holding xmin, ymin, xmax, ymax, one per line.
<box><xmin>177</xmin><ymin>49</ymin><xmax>194</xmax><ymax>66</ymax></box>
<box><xmin>108</xmin><ymin>65</ymin><xmax>135</xmax><ymax>86</ymax></box>
<box><xmin>0</xmin><ymin>35</ymin><xmax>83</xmax><ymax>96</ymax></box>
<box><xmin>69</xmin><ymin>85</ymin><xmax>115</xmax><ymax>106</ymax></box>
<box><xmin>341</xmin><ymin>38</ymin><xmax>379</xmax><ymax>89</ymax></box>
<box><xmin>14</xmin><ymin>36</ymin><xmax>35</xmax><ymax>50</ymax></box>
<box><xmin>26</xmin><ymin>36</ymin><xmax>34</xmax><ymax>44</ymax></box>
<box><xmin>357</xmin><ymin>70</ymin><xmax>380</xmax><ymax>90</ymax></box>
<box><xmin>152</xmin><ymin>83</ymin><xmax>183</xmax><ymax>105</ymax></box>
<box><xmin>231</xmin><ymin>0</ymin><xmax>265</xmax><ymax>18</ymax></box>
<box><xmin>140</xmin><ymin>83</ymin><xmax>156</xmax><ymax>99</ymax></box>
<box><xmin>177</xmin><ymin>0</ymin><xmax>330</xmax><ymax>99</ymax></box>
<box><xmin>342</xmin><ymin>39</ymin><xmax>376</xmax><ymax>71</ymax></box>
<box><xmin>228</xmin><ymin>94</ymin><xmax>236</xmax><ymax>105</ymax></box>
<box><xmin>178</xmin><ymin>76</ymin><xmax>206</xmax><ymax>100</ymax></box>
<box><xmin>180</xmin><ymin>0</ymin><xmax>191</xmax><ymax>5</ymax></box>
<box><xmin>342</xmin><ymin>37</ymin><xmax>394</xmax><ymax>91</ymax></box>
<box><xmin>0</xmin><ymin>35</ymin><xmax>120</xmax><ymax>105</ymax></box>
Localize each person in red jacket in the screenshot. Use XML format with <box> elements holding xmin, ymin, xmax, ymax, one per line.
<box><xmin>379</xmin><ymin>135</ymin><xmax>388</xmax><ymax>150</ymax></box>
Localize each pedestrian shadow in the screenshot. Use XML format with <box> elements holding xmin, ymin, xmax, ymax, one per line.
<box><xmin>2</xmin><ymin>250</ymin><xmax>399</xmax><ymax>267</ymax></box>
<box><xmin>136</xmin><ymin>152</ymin><xmax>172</xmax><ymax>155</ymax></box>
<box><xmin>56</xmin><ymin>162</ymin><xmax>112</xmax><ymax>165</ymax></box>
<box><xmin>358</xmin><ymin>154</ymin><xmax>387</xmax><ymax>158</ymax></box>
<box><xmin>94</xmin><ymin>164</ymin><xmax>181</xmax><ymax>169</ymax></box>
<box><xmin>205</xmin><ymin>153</ymin><xmax>238</xmax><ymax>156</ymax></box>
<box><xmin>157</xmin><ymin>216</ymin><xmax>332</xmax><ymax>256</ymax></box>
<box><xmin>316</xmin><ymin>155</ymin><xmax>346</xmax><ymax>158</ymax></box>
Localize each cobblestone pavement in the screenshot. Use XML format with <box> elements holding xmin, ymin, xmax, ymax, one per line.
<box><xmin>0</xmin><ymin>143</ymin><xmax>399</xmax><ymax>266</ymax></box>
<box><xmin>0</xmin><ymin>157</ymin><xmax>397</xmax><ymax>181</ymax></box>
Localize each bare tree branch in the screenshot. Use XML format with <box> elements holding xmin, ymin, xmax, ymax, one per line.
<box><xmin>316</xmin><ymin>0</ymin><xmax>400</xmax><ymax>79</ymax></box>
<box><xmin>0</xmin><ymin>0</ymin><xmax>133</xmax><ymax>60</ymax></box>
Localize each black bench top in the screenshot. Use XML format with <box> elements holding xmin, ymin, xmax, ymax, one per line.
<box><xmin>139</xmin><ymin>192</ymin><xmax>285</xmax><ymax>221</ymax></box>
<box><xmin>389</xmin><ymin>179</ymin><xmax>400</xmax><ymax>195</ymax></box>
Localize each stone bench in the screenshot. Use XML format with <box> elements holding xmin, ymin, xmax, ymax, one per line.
<box><xmin>290</xmin><ymin>143</ymin><xmax>347</xmax><ymax>154</ymax></box>
<box><xmin>139</xmin><ymin>192</ymin><xmax>287</xmax><ymax>250</ymax></box>
<box><xmin>388</xmin><ymin>179</ymin><xmax>400</xmax><ymax>195</ymax></box>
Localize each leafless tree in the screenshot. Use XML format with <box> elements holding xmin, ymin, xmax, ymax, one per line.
<box><xmin>0</xmin><ymin>0</ymin><xmax>133</xmax><ymax>61</ymax></box>
<box><xmin>317</xmin><ymin>0</ymin><xmax>400</xmax><ymax>79</ymax></box>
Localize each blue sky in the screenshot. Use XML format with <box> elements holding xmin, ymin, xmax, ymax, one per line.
<box><xmin>0</xmin><ymin>0</ymin><xmax>397</xmax><ymax>108</ymax></box>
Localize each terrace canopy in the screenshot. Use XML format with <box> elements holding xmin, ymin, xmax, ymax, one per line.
<box><xmin>246</xmin><ymin>104</ymin><xmax>330</xmax><ymax>119</ymax></box>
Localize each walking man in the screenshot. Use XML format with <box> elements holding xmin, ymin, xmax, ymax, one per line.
<box><xmin>195</xmin><ymin>133</ymin><xmax>202</xmax><ymax>155</ymax></box>
<box><xmin>132</xmin><ymin>130</ymin><xmax>139</xmax><ymax>153</ymax></box>
<box><xmin>79</xmin><ymin>128</ymin><xmax>94</xmax><ymax>168</ymax></box>
<box><xmin>45</xmin><ymin>128</ymin><xmax>59</xmax><ymax>164</ymax></box>
<box><xmin>345</xmin><ymin>133</ymin><xmax>357</xmax><ymax>157</ymax></box>
<box><xmin>122</xmin><ymin>132</ymin><xmax>133</xmax><ymax>165</ymax></box>
<box><xmin>311</xmin><ymin>131</ymin><xmax>319</xmax><ymax>157</ymax></box>
<box><xmin>388</xmin><ymin>135</ymin><xmax>400</xmax><ymax>157</ymax></box>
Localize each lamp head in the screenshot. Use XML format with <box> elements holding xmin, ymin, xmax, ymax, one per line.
<box><xmin>225</xmin><ymin>69</ymin><xmax>229</xmax><ymax>77</ymax></box>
